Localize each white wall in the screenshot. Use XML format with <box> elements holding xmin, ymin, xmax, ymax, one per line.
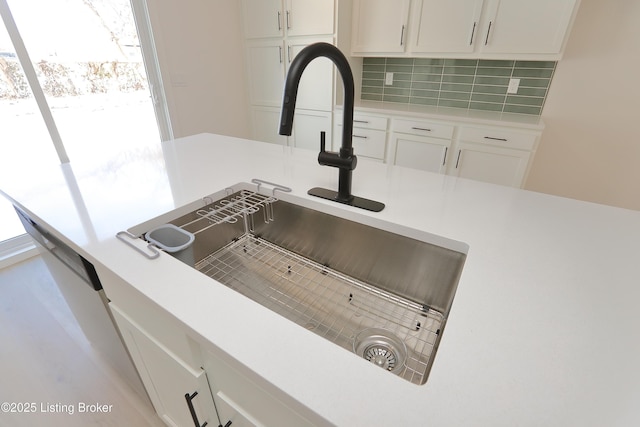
<box><xmin>526</xmin><ymin>0</ymin><xmax>640</xmax><ymax>211</ymax></box>
<box><xmin>146</xmin><ymin>0</ymin><xmax>250</xmax><ymax>139</ymax></box>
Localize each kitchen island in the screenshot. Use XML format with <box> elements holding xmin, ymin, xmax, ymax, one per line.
<box><xmin>2</xmin><ymin>133</ymin><xmax>639</xmax><ymax>426</ymax></box>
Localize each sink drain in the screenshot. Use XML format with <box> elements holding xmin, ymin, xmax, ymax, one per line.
<box><xmin>353</xmin><ymin>328</ymin><xmax>407</xmax><ymax>374</ymax></box>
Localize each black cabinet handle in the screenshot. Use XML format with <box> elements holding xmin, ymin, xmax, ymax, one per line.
<box><xmin>484</xmin><ymin>136</ymin><xmax>508</xmax><ymax>142</ymax></box>
<box><xmin>220</xmin><ymin>422</ymin><xmax>232</xmax><ymax>427</ymax></box>
<box><xmin>185</xmin><ymin>391</ymin><xmax>208</xmax><ymax>427</ymax></box>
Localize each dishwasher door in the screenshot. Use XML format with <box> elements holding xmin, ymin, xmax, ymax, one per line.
<box><xmin>14</xmin><ymin>206</ymin><xmax>149</xmax><ymax>402</ymax></box>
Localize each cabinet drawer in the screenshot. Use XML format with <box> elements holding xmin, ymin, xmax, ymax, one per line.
<box><xmin>351</xmin><ymin>128</ymin><xmax>387</xmax><ymax>160</ymax></box>
<box><xmin>392</xmin><ymin>118</ymin><xmax>454</xmax><ymax>139</ymax></box>
<box><xmin>458</xmin><ymin>126</ymin><xmax>538</xmax><ymax>151</ymax></box>
<box><xmin>335</xmin><ymin>111</ymin><xmax>388</xmax><ymax>130</ymax></box>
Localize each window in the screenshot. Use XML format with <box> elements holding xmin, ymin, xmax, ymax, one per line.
<box><xmin>0</xmin><ymin>0</ymin><xmax>171</xmax><ymax>263</ymax></box>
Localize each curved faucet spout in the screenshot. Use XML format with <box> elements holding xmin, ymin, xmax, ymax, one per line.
<box><xmin>279</xmin><ymin>42</ymin><xmax>354</xmax><ymax>153</ymax></box>
<box><xmin>279</xmin><ymin>42</ymin><xmax>384</xmax><ymax>212</ymax></box>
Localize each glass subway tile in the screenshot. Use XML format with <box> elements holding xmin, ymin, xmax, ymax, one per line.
<box><xmin>361</xmin><ymin>57</ymin><xmax>555</xmax><ymax>116</ymax></box>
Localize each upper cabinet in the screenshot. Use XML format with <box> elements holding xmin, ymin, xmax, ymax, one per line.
<box><xmin>242</xmin><ymin>0</ymin><xmax>335</xmax><ymax>39</ymax></box>
<box><xmin>410</xmin><ymin>0</ymin><xmax>484</xmax><ymax>54</ymax></box>
<box><xmin>354</xmin><ymin>0</ymin><xmax>581</xmax><ymax>60</ymax></box>
<box><xmin>351</xmin><ymin>0</ymin><xmax>411</xmax><ymax>55</ymax></box>
<box><xmin>480</xmin><ymin>0</ymin><xmax>579</xmax><ymax>56</ymax></box>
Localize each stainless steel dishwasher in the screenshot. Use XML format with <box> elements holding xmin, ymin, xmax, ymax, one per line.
<box><xmin>14</xmin><ymin>206</ymin><xmax>149</xmax><ymax>402</ymax></box>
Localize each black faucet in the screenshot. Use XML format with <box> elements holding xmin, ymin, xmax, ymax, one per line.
<box><xmin>279</xmin><ymin>42</ymin><xmax>384</xmax><ymax>212</ymax></box>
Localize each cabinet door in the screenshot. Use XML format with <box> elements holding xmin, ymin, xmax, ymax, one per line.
<box><xmin>111</xmin><ymin>305</ymin><xmax>217</xmax><ymax>427</ymax></box>
<box><xmin>292</xmin><ymin>110</ymin><xmax>332</xmax><ymax>151</ymax></box>
<box><xmin>203</xmin><ymin>349</ymin><xmax>315</xmax><ymax>427</ymax></box>
<box><xmin>450</xmin><ymin>141</ymin><xmax>531</xmax><ymax>187</ymax></box>
<box><xmin>288</xmin><ymin>37</ymin><xmax>334</xmax><ymax>111</ymax></box>
<box><xmin>286</xmin><ymin>0</ymin><xmax>335</xmax><ymax>37</ymax></box>
<box><xmin>251</xmin><ymin>106</ymin><xmax>288</xmax><ymax>145</ymax></box>
<box><xmin>391</xmin><ymin>133</ymin><xmax>450</xmax><ymax>173</ymax></box>
<box><xmin>411</xmin><ymin>0</ymin><xmax>485</xmax><ymax>54</ymax></box>
<box><xmin>242</xmin><ymin>0</ymin><xmax>284</xmax><ymax>39</ymax></box>
<box><xmin>351</xmin><ymin>0</ymin><xmax>410</xmax><ymax>54</ymax></box>
<box><xmin>481</xmin><ymin>0</ymin><xmax>578</xmax><ymax>55</ymax></box>
<box><xmin>246</xmin><ymin>40</ymin><xmax>286</xmax><ymax>107</ymax></box>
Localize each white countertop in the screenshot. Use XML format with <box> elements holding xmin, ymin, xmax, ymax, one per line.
<box><xmin>2</xmin><ymin>133</ymin><xmax>638</xmax><ymax>426</ymax></box>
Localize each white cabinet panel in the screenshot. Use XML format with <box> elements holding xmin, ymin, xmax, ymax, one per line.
<box><xmin>392</xmin><ymin>118</ymin><xmax>455</xmax><ymax>139</ymax></box>
<box><xmin>351</xmin><ymin>0</ymin><xmax>411</xmax><ymax>54</ymax></box>
<box><xmin>246</xmin><ymin>40</ymin><xmax>285</xmax><ymax>107</ymax></box>
<box><xmin>450</xmin><ymin>141</ymin><xmax>531</xmax><ymax>187</ymax></box>
<box><xmin>286</xmin><ymin>0</ymin><xmax>335</xmax><ymax>37</ymax></box>
<box><xmin>288</xmin><ymin>37</ymin><xmax>335</xmax><ymax>111</ymax></box>
<box><xmin>481</xmin><ymin>0</ymin><xmax>579</xmax><ymax>55</ymax></box>
<box><xmin>251</xmin><ymin>106</ymin><xmax>288</xmax><ymax>145</ymax></box>
<box><xmin>203</xmin><ymin>349</ymin><xmax>315</xmax><ymax>427</ymax></box>
<box><xmin>410</xmin><ymin>0</ymin><xmax>484</xmax><ymax>54</ymax></box>
<box><xmin>393</xmin><ymin>134</ymin><xmax>450</xmax><ymax>173</ymax></box>
<box><xmin>292</xmin><ymin>110</ymin><xmax>332</xmax><ymax>151</ymax></box>
<box><xmin>351</xmin><ymin>128</ymin><xmax>387</xmax><ymax>160</ymax></box>
<box><xmin>458</xmin><ymin>126</ymin><xmax>537</xmax><ymax>150</ymax></box>
<box><xmin>111</xmin><ymin>305</ymin><xmax>217</xmax><ymax>427</ymax></box>
<box><xmin>242</xmin><ymin>0</ymin><xmax>284</xmax><ymax>39</ymax></box>
<box><xmin>359</xmin><ymin>0</ymin><xmax>579</xmax><ymax>58</ymax></box>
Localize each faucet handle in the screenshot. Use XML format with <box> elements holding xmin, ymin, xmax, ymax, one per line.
<box><xmin>320</xmin><ymin>131</ymin><xmax>326</xmax><ymax>152</ymax></box>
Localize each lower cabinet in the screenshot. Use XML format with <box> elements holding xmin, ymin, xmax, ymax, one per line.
<box><xmin>110</xmin><ymin>305</ymin><xmax>217</xmax><ymax>427</ymax></box>
<box><xmin>202</xmin><ymin>349</ymin><xmax>315</xmax><ymax>427</ymax></box>
<box><xmin>449</xmin><ymin>125</ymin><xmax>538</xmax><ymax>187</ymax></box>
<box><xmin>386</xmin><ymin>116</ymin><xmax>539</xmax><ymax>187</ymax></box>
<box><xmin>389</xmin><ymin>118</ymin><xmax>455</xmax><ymax>173</ymax></box>
<box><xmin>111</xmin><ymin>301</ymin><xmax>318</xmax><ymax>427</ymax></box>
<box><xmin>449</xmin><ymin>141</ymin><xmax>532</xmax><ymax>187</ymax></box>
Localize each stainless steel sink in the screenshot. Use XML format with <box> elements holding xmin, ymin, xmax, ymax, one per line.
<box><xmin>127</xmin><ymin>182</ymin><xmax>468</xmax><ymax>385</ymax></box>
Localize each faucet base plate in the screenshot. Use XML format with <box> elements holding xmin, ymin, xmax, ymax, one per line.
<box><xmin>308</xmin><ymin>187</ymin><xmax>385</xmax><ymax>212</ymax></box>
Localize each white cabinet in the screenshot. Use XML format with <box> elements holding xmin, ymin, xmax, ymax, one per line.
<box><xmin>242</xmin><ymin>0</ymin><xmax>284</xmax><ymax>39</ymax></box>
<box><xmin>351</xmin><ymin>0</ymin><xmax>411</xmax><ymax>55</ymax></box>
<box><xmin>410</xmin><ymin>0</ymin><xmax>484</xmax><ymax>54</ymax></box>
<box><xmin>448</xmin><ymin>125</ymin><xmax>538</xmax><ymax>187</ymax></box>
<box><xmin>335</xmin><ymin>111</ymin><xmax>388</xmax><ymax>160</ymax></box>
<box><xmin>449</xmin><ymin>142</ymin><xmax>531</xmax><ymax>186</ymax></box>
<box><xmin>241</xmin><ymin>1</ymin><xmax>336</xmax><ymax>147</ymax></box>
<box><xmin>245</xmin><ymin>40</ymin><xmax>286</xmax><ymax>108</ymax></box>
<box><xmin>203</xmin><ymin>349</ymin><xmax>315</xmax><ymax>427</ymax></box>
<box><xmin>242</xmin><ymin>0</ymin><xmax>335</xmax><ymax>39</ymax></box>
<box><xmin>481</xmin><ymin>0</ymin><xmax>579</xmax><ymax>56</ymax></box>
<box><xmin>111</xmin><ymin>305</ymin><xmax>217</xmax><ymax>427</ymax></box>
<box><xmin>364</xmin><ymin>0</ymin><xmax>580</xmax><ymax>59</ymax></box>
<box><xmin>389</xmin><ymin>118</ymin><xmax>455</xmax><ymax>173</ymax></box>
<box><xmin>250</xmin><ymin>106</ymin><xmax>288</xmax><ymax>145</ymax></box>
<box><xmin>358</xmin><ymin>110</ymin><xmax>540</xmax><ymax>187</ymax></box>
<box><xmin>286</xmin><ymin>0</ymin><xmax>336</xmax><ymax>37</ymax></box>
<box><xmin>252</xmin><ymin>106</ymin><xmax>331</xmax><ymax>149</ymax></box>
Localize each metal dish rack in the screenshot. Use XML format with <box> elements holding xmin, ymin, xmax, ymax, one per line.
<box><xmin>196</xmin><ymin>234</ymin><xmax>444</xmax><ymax>386</ymax></box>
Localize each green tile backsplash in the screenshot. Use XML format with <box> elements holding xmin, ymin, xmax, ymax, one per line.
<box><xmin>361</xmin><ymin>58</ymin><xmax>556</xmax><ymax>116</ymax></box>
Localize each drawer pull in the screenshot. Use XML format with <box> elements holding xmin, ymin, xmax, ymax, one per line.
<box><xmin>354</xmin><ymin>119</ymin><xmax>370</xmax><ymax>124</ymax></box>
<box><xmin>455</xmin><ymin>150</ymin><xmax>462</xmax><ymax>169</ymax></box>
<box><xmin>484</xmin><ymin>136</ymin><xmax>508</xmax><ymax>142</ymax></box>
<box><xmin>442</xmin><ymin>147</ymin><xmax>448</xmax><ymax>166</ymax></box>
<box><xmin>411</xmin><ymin>126</ymin><xmax>432</xmax><ymax>132</ymax></box>
<box><xmin>353</xmin><ymin>134</ymin><xmax>368</xmax><ymax>139</ymax></box>
<box><xmin>185</xmin><ymin>391</ymin><xmax>208</xmax><ymax>427</ymax></box>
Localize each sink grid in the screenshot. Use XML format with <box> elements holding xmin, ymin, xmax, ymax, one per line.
<box><xmin>195</xmin><ymin>234</ymin><xmax>444</xmax><ymax>385</ymax></box>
